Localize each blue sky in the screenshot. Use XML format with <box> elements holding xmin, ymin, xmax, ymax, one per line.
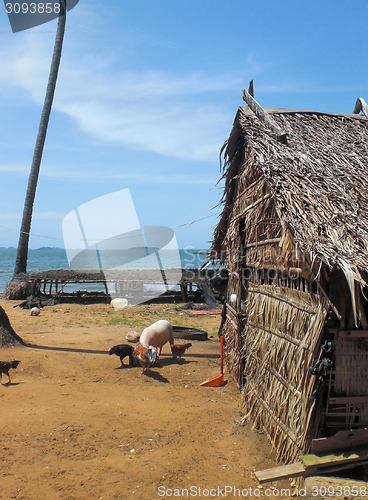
<box><xmin>0</xmin><ymin>0</ymin><xmax>367</xmax><ymax>250</ymax></box>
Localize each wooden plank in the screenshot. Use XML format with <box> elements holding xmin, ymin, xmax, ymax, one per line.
<box><xmin>325</xmin><ymin>412</ymin><xmax>363</xmax><ymax>417</ymax></box>
<box><xmin>234</xmin><ymin>193</ymin><xmax>272</xmax><ymax>221</ymax></box>
<box><xmin>228</xmin><ymin>317</ymin><xmax>238</xmax><ymax>331</ymax></box>
<box><xmin>307</xmin><ymin>458</ymin><xmax>368</xmax><ymax>477</ymax></box>
<box><xmin>353</xmin><ymin>97</ymin><xmax>368</xmax><ymax>119</ymax></box>
<box><xmin>247</xmin><ymin>320</ymin><xmax>306</xmax><ymax>348</ymax></box>
<box><xmin>339</xmin><ymin>330</ymin><xmax>368</xmax><ymax>338</ymax></box>
<box><xmin>302</xmin><ymin>446</ymin><xmax>368</xmax><ymax>470</ymax></box>
<box><xmin>235</xmin><ymin>178</ymin><xmax>264</xmax><ymax>200</ymax></box>
<box><xmin>242</xmin><ymin>88</ymin><xmax>288</xmax><ymax>144</ymax></box>
<box><xmin>250</xmin><ymin>352</ymin><xmax>301</xmax><ymax>397</ymax></box>
<box><xmin>255</xmin><ymin>455</ymin><xmax>368</xmax><ymax>484</ymax></box>
<box><xmin>247</xmin><ymin>286</ymin><xmax>318</xmax><ymax>314</ymax></box>
<box><xmin>312</xmin><ymin>428</ymin><xmax>368</xmax><ymax>454</ymax></box>
<box><xmin>248</xmin><ymin>79</ymin><xmax>254</xmax><ymax>98</ymax></box>
<box><xmin>245</xmin><ymin>238</ymin><xmax>281</xmax><ymax>248</ymax></box>
<box><xmin>254</xmin><ymin>462</ymin><xmax>307</xmax><ymax>483</ymax></box>
<box><xmin>225</xmin><ymin>303</ymin><xmax>238</xmax><ymax>317</ymax></box>
<box><xmin>180</xmin><ymin>283</ymin><xmax>187</xmax><ymax>303</ymax></box>
<box><xmin>247</xmin><ymin>379</ymin><xmax>299</xmax><ymax>444</ymax></box>
<box><xmin>328</xmin><ymin>396</ymin><xmax>368</xmax><ymax>405</ymax></box>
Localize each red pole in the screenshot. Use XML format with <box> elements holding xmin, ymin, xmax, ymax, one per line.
<box><xmin>220</xmin><ymin>335</ymin><xmax>224</xmax><ymax>375</ymax></box>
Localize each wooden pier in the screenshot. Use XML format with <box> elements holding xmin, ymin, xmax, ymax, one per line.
<box><xmin>29</xmin><ymin>268</ymin><xmax>221</xmax><ymax>304</ymax></box>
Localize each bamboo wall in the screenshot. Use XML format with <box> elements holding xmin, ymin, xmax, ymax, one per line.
<box><xmin>324</xmin><ymin>331</ymin><xmax>368</xmax><ymax>431</ymax></box>
<box><xmin>221</xmin><ymin>173</ymin><xmax>329</xmax><ymax>462</ymax></box>
<box><xmin>242</xmin><ymin>284</ymin><xmax>328</xmax><ymax>463</ymax></box>
<box><xmin>215</xmin><ymin>110</ymin><xmax>368</xmax><ymax>464</ymax></box>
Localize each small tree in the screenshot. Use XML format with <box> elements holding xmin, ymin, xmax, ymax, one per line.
<box><xmin>0</xmin><ymin>306</ymin><xmax>24</xmax><ymax>347</ymax></box>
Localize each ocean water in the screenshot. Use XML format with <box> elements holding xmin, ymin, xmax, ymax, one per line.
<box><xmin>0</xmin><ymin>247</ymin><xmax>212</xmax><ymax>294</ymax></box>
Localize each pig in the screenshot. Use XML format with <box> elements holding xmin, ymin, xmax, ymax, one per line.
<box><xmin>139</xmin><ymin>319</ymin><xmax>174</xmax><ymax>356</ymax></box>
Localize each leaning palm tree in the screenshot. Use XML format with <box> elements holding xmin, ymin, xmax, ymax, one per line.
<box><xmin>6</xmin><ymin>0</ymin><xmax>67</xmax><ymax>299</ymax></box>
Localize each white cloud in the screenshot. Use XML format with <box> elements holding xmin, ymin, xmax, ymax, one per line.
<box><xmin>45</xmin><ymin>165</ymin><xmax>216</xmax><ymax>184</ymax></box>
<box><xmin>0</xmin><ymin>26</ymin><xmax>238</xmax><ymax>162</ymax></box>
<box><xmin>56</xmin><ymin>67</ymin><xmax>237</xmax><ymax>161</ymax></box>
<box><xmin>0</xmin><ymin>211</ymin><xmax>64</xmax><ymax>220</ymax></box>
<box><xmin>0</xmin><ymin>161</ymin><xmax>217</xmax><ymax>184</ymax></box>
<box><xmin>0</xmin><ymin>164</ymin><xmax>30</xmax><ymax>174</ymax></box>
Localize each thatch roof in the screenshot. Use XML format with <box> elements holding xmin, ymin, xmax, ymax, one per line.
<box><xmin>213</xmin><ymin>106</ymin><xmax>368</xmax><ymax>274</ymax></box>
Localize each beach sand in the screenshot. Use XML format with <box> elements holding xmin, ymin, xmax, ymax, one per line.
<box><xmin>0</xmin><ymin>299</ymin><xmax>293</xmax><ymax>499</ymax></box>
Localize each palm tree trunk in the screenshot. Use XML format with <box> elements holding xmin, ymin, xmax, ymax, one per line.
<box><xmin>13</xmin><ymin>0</ymin><xmax>67</xmax><ymax>278</ymax></box>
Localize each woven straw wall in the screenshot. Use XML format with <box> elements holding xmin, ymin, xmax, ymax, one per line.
<box><xmin>220</xmin><ymin>172</ymin><xmax>330</xmax><ymax>462</ymax></box>
<box><xmin>242</xmin><ymin>284</ymin><xmax>329</xmax><ymax>463</ymax></box>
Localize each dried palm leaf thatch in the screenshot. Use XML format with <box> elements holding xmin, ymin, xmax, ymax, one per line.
<box><xmin>212</xmin><ymin>105</ymin><xmax>368</xmax><ymax>464</ymax></box>
<box><xmin>213</xmin><ymin>108</ymin><xmax>368</xmax><ymax>273</ymax></box>
<box><xmin>241</xmin><ymin>284</ymin><xmax>329</xmax><ymax>463</ymax></box>
<box><xmin>223</xmin><ymin>317</ymin><xmax>242</xmax><ymax>386</ymax></box>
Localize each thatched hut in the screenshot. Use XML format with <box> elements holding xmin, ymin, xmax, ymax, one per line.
<box><xmin>212</xmin><ymin>91</ymin><xmax>368</xmax><ymax>464</ymax></box>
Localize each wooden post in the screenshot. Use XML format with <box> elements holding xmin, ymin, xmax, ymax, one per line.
<box><xmin>248</xmin><ymin>79</ymin><xmax>254</xmax><ymax>98</ymax></box>
<box><xmin>180</xmin><ymin>283</ymin><xmax>187</xmax><ymax>303</ymax></box>
<box><xmin>104</xmin><ymin>281</ymin><xmax>109</xmax><ymax>304</ymax></box>
<box><xmin>353</xmin><ymin>97</ymin><xmax>368</xmax><ymax>118</ymax></box>
<box><xmin>242</xmin><ymin>88</ymin><xmax>288</xmax><ymax>144</ymax></box>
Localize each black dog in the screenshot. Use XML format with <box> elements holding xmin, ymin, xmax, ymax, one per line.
<box><xmin>108</xmin><ymin>344</ymin><xmax>135</xmax><ymax>368</ymax></box>
<box><xmin>0</xmin><ymin>360</ymin><xmax>21</xmax><ymax>384</ymax></box>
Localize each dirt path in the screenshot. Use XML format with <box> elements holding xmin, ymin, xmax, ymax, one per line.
<box><xmin>0</xmin><ymin>300</ymin><xmax>293</xmax><ymax>500</ymax></box>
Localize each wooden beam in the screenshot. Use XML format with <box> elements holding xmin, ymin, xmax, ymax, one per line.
<box><xmin>353</xmin><ymin>97</ymin><xmax>368</xmax><ymax>118</ymax></box>
<box><xmin>245</xmin><ymin>238</ymin><xmax>282</xmax><ymax>248</ymax></box>
<box><xmin>302</xmin><ymin>447</ymin><xmax>368</xmax><ymax>470</ymax></box>
<box><xmin>312</xmin><ymin>428</ymin><xmax>368</xmax><ymax>454</ymax></box>
<box><xmin>225</xmin><ymin>302</ymin><xmax>238</xmax><ymax>317</ymax></box>
<box><xmin>248</xmin><ymin>79</ymin><xmax>254</xmax><ymax>98</ymax></box>
<box><xmin>247</xmin><ymin>319</ymin><xmax>307</xmax><ymax>348</ymax></box>
<box><xmin>242</xmin><ymin>88</ymin><xmax>288</xmax><ymax>144</ymax></box>
<box><xmin>251</xmin><ymin>352</ymin><xmax>302</xmax><ymax>397</ymax></box>
<box><xmin>247</xmin><ymin>287</ymin><xmax>318</xmax><ymax>314</ymax></box>
<box><xmin>338</xmin><ymin>330</ymin><xmax>368</xmax><ymax>338</ymax></box>
<box><xmin>103</xmin><ymin>280</ymin><xmax>109</xmax><ymax>303</ymax></box>
<box><xmin>328</xmin><ymin>396</ymin><xmax>368</xmax><ymax>405</ymax></box>
<box><xmin>256</xmin><ymin>445</ymin><xmax>368</xmax><ymax>484</ymax></box>
<box><xmin>233</xmin><ymin>193</ymin><xmax>272</xmax><ymax>222</ymax></box>
<box><xmin>180</xmin><ymin>283</ymin><xmax>187</xmax><ymax>303</ymax></box>
<box><xmin>254</xmin><ymin>462</ymin><xmax>307</xmax><ymax>483</ymax></box>
<box><xmin>247</xmin><ymin>379</ymin><xmax>299</xmax><ymax>444</ymax></box>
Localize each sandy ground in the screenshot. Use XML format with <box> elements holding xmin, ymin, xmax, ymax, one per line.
<box><xmin>0</xmin><ymin>299</ymin><xmax>294</xmax><ymax>500</ymax></box>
